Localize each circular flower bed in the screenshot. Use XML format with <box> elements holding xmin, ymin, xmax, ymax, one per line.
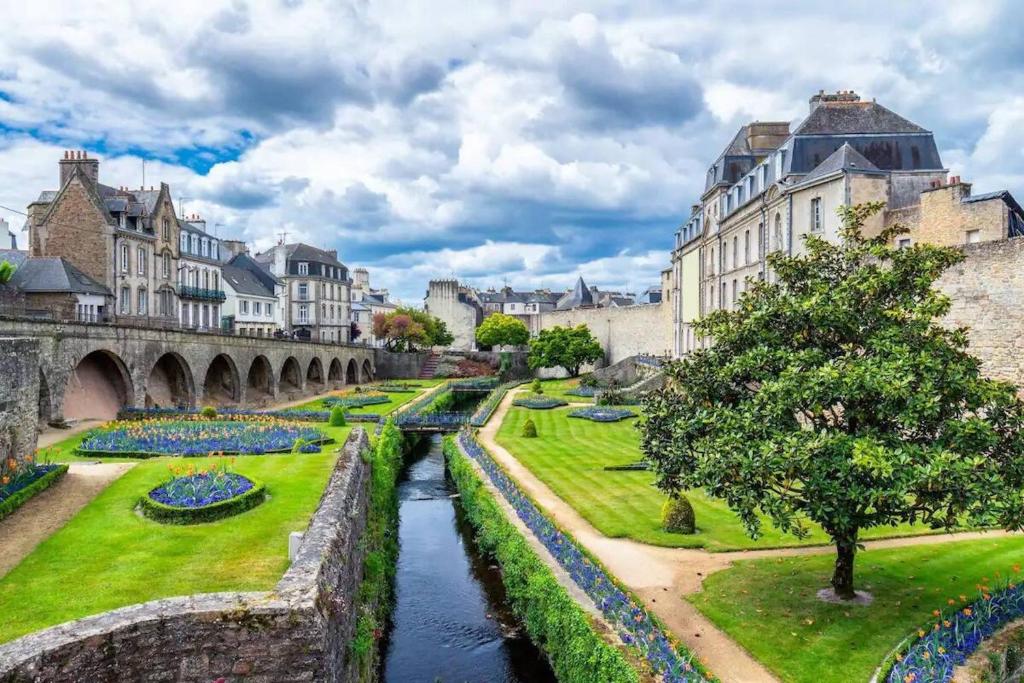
<box><xmin>512</xmin><ymin>396</ymin><xmax>568</xmax><ymax>410</ymax></box>
<box><xmin>323</xmin><ymin>394</ymin><xmax>391</xmax><ymax>409</ymax></box>
<box><xmin>77</xmin><ymin>419</ymin><xmax>329</xmax><ymax>457</ymax></box>
<box><xmin>568</xmin><ymin>407</ymin><xmax>637</xmax><ymax>422</ymax></box>
<box><xmin>141</xmin><ymin>462</ymin><xmax>265</xmax><ymax>524</ymax></box>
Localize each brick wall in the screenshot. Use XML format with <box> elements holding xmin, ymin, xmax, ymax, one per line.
<box><xmin>909</xmin><ymin>183</ymin><xmax>1008</xmax><ymax>247</ymax></box>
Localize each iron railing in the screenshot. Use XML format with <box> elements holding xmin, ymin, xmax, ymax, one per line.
<box><xmin>178</xmin><ymin>285</ymin><xmax>227</xmax><ymax>302</ymax></box>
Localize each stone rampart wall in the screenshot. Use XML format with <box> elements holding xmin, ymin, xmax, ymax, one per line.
<box><xmin>537</xmin><ymin>303</ymin><xmax>673</xmax><ymax>366</ymax></box>
<box><xmin>0</xmin><ymin>338</ymin><xmax>40</xmax><ymax>465</ymax></box>
<box><xmin>0</xmin><ymin>429</ymin><xmax>372</xmax><ymax>683</ymax></box>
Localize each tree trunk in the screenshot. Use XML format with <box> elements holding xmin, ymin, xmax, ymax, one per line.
<box><xmin>831</xmin><ymin>534</ymin><xmax>858</xmax><ymax>599</ymax></box>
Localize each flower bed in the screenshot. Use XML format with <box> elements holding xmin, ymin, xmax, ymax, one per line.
<box><xmin>377</xmin><ymin>384</ymin><xmax>418</xmax><ymax>393</ymax></box>
<box><xmin>456</xmin><ymin>430</ymin><xmax>709</xmax><ymax>682</ymax></box>
<box><xmin>451</xmin><ymin>377</ymin><xmax>499</xmax><ymax>391</ymax></box>
<box><xmin>512</xmin><ymin>396</ymin><xmax>568</xmax><ymax>410</ymax></box>
<box><xmin>566</xmin><ymin>385</ymin><xmax>598</xmax><ymax>398</ymax></box>
<box><xmin>118</xmin><ymin>407</ymin><xmax>331</xmax><ymax>423</ymax></box>
<box><xmin>469</xmin><ymin>380</ymin><xmax>527</xmax><ymax>427</ymax></box>
<box><xmin>140</xmin><ymin>461</ymin><xmax>265</xmax><ymax>524</ymax></box>
<box><xmin>78</xmin><ymin>420</ymin><xmax>330</xmax><ymax>457</ymax></box>
<box><xmin>0</xmin><ymin>462</ymin><xmax>69</xmax><ymax>521</ymax></box>
<box><xmin>568</xmin><ymin>407</ymin><xmax>638</xmax><ymax>422</ymax></box>
<box><xmin>323</xmin><ymin>394</ymin><xmax>391</xmax><ymax>409</ymax></box>
<box><xmin>885</xmin><ymin>571</ymin><xmax>1024</xmax><ymax>683</ymax></box>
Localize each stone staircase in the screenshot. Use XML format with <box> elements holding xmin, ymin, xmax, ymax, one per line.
<box><xmin>418</xmin><ymin>352</ymin><xmax>440</xmax><ymax>379</ymax></box>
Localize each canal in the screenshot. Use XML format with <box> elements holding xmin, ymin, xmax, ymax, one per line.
<box><xmin>381</xmin><ymin>433</ymin><xmax>556</xmax><ymax>682</ymax></box>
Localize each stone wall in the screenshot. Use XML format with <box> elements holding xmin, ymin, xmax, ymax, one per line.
<box><xmin>423</xmin><ymin>280</ymin><xmax>481</xmax><ymax>351</ymax></box>
<box><xmin>536</xmin><ymin>303</ymin><xmax>673</xmax><ymax>366</ymax></box>
<box><xmin>373</xmin><ymin>350</ymin><xmax>428</xmax><ymax>379</ymax></box>
<box><xmin>0</xmin><ymin>429</ymin><xmax>373</xmax><ymax>683</ymax></box>
<box><xmin>938</xmin><ymin>237</ymin><xmax>1024</xmax><ymax>387</ymax></box>
<box><xmin>0</xmin><ymin>338</ymin><xmax>40</xmax><ymax>465</ymax></box>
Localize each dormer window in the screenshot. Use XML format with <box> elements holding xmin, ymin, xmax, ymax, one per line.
<box><xmin>298</xmin><ymin>262</ymin><xmax>309</xmax><ymax>275</ymax></box>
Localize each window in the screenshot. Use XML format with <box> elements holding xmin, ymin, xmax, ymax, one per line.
<box><xmin>732</xmin><ymin>236</ymin><xmax>738</xmax><ymax>269</ymax></box>
<box><xmin>731</xmin><ymin>279</ymin><xmax>737</xmax><ymax>305</ymax></box>
<box><xmin>212</xmin><ymin>305</ymin><xmax>218</xmax><ymax>326</ymax></box>
<box><xmin>120</xmin><ymin>286</ymin><xmax>130</xmax><ymax>314</ymax></box>
<box><xmin>162</xmin><ymin>252</ymin><xmax>171</xmax><ymax>279</ymax></box>
<box><xmin>190</xmin><ymin>234</ymin><xmax>198</xmax><ymax>254</ymax></box>
<box><xmin>744</xmin><ymin>230</ymin><xmax>750</xmax><ymax>265</ymax></box>
<box><xmin>898</xmin><ymin>238</ymin><xmax>912</xmax><ymax>250</ymax></box>
<box><xmin>213</xmin><ymin>272</ymin><xmax>219</xmax><ymax>291</ymax></box>
<box><xmin>298</xmin><ymin>262</ymin><xmax>309</xmax><ymax>275</ymax></box>
<box><xmin>202</xmin><ymin>305</ymin><xmax>209</xmax><ymax>329</ymax></box>
<box><xmin>120</xmin><ymin>243</ymin><xmax>129</xmax><ymax>273</ymax></box>
<box><xmin>203</xmin><ymin>270</ymin><xmax>210</xmax><ymax>289</ymax></box>
<box><xmin>241</xmin><ymin>300</ymin><xmax>249</xmax><ymax>315</ymax></box>
<box><xmin>298</xmin><ymin>304</ymin><xmax>309</xmax><ymax>323</ymax></box>
<box><xmin>137</xmin><ymin>246</ymin><xmax>146</xmax><ymax>275</ymax></box>
<box><xmin>774</xmin><ymin>213</ymin><xmax>784</xmax><ymax>252</ymax></box>
<box><xmin>966</xmin><ymin>229</ymin><xmax>981</xmax><ymax>244</ymax></box>
<box><xmin>266</xmin><ymin>304</ymin><xmax>273</xmax><ymax>318</ymax></box>
<box><xmin>180</xmin><ymin>232</ymin><xmax>187</xmax><ymax>252</ymax></box>
<box><xmin>137</xmin><ymin>288</ymin><xmax>147</xmax><ymax>315</ymax></box>
<box><xmin>720</xmin><ymin>282</ymin><xmax>727</xmax><ymax>309</ymax></box>
<box><xmin>253</xmin><ymin>301</ymin><xmax>261</xmax><ymax>316</ymax></box>
<box><xmin>211</xmin><ymin>242</ymin><xmax>218</xmax><ymax>260</ymax></box>
<box><xmin>810</xmin><ymin>197</ymin><xmax>823</xmax><ymax>232</ymax></box>
<box><xmin>329</xmin><ymin>304</ymin><xmax>334</xmax><ymax>320</ymax></box>
<box><xmin>162</xmin><ymin>218</ymin><xmax>170</xmax><ymax>241</ymax></box>
<box><xmin>321</xmin><ymin>303</ymin><xmax>327</xmax><ymax>320</ymax></box>
<box><xmin>298</xmin><ymin>282</ymin><xmax>308</xmax><ymax>300</ymax></box>
<box><xmin>709</xmin><ymin>248</ymin><xmax>715</xmax><ymax>274</ymax></box>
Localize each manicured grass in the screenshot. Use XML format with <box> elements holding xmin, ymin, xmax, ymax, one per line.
<box><xmin>536</xmin><ymin>378</ymin><xmax>595</xmax><ymax>404</ymax></box>
<box><xmin>690</xmin><ymin>536</ymin><xmax>1024</xmax><ymax>683</ymax></box>
<box><xmin>496</xmin><ymin>407</ymin><xmax>952</xmax><ymax>551</ymax></box>
<box><xmin>293</xmin><ymin>380</ymin><xmax>444</xmax><ymax>416</ymax></box>
<box><xmin>0</xmin><ymin>426</ymin><xmax>350</xmax><ymax>644</ymax></box>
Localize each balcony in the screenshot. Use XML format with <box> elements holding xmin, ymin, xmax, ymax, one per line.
<box><xmin>178</xmin><ymin>285</ymin><xmax>226</xmax><ymax>302</ymax></box>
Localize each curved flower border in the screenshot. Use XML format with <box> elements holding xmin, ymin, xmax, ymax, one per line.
<box><xmin>568</xmin><ymin>406</ymin><xmax>638</xmax><ymax>422</ymax></box>
<box><xmin>885</xmin><ymin>571</ymin><xmax>1024</xmax><ymax>683</ymax></box>
<box><xmin>456</xmin><ymin>429</ymin><xmax>710</xmax><ymax>682</ymax></box>
<box><xmin>512</xmin><ymin>396</ymin><xmax>569</xmax><ymax>410</ymax></box>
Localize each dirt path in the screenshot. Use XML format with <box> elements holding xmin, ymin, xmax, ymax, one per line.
<box><xmin>478</xmin><ymin>389</ymin><xmax>1018</xmax><ymax>683</ymax></box>
<box><xmin>0</xmin><ymin>462</ymin><xmax>134</xmax><ymax>579</ymax></box>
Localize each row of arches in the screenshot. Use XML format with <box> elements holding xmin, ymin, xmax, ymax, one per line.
<box><xmin>50</xmin><ymin>350</ymin><xmax>374</xmax><ymax>422</ymax></box>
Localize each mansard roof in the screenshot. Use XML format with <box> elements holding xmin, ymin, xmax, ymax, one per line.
<box><xmin>795</xmin><ymin>100</ymin><xmax>929</xmax><ymax>136</ymax></box>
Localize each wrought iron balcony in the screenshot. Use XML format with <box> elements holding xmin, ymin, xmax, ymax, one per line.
<box><xmin>178</xmin><ymin>285</ymin><xmax>226</xmax><ymax>302</ymax></box>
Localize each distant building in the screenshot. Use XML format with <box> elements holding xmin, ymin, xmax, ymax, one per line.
<box><xmin>2</xmin><ymin>218</ymin><xmax>15</xmax><ymax>249</ymax></box>
<box><xmin>176</xmin><ymin>213</ymin><xmax>224</xmax><ymax>331</ymax></box>
<box><xmin>221</xmin><ymin>252</ymin><xmax>284</xmax><ymax>338</ymax></box>
<box><xmin>254</xmin><ymin>243</ymin><xmax>351</xmax><ymax>343</ymax></box>
<box><xmin>350</xmin><ymin>267</ymin><xmax>397</xmax><ymax>345</ymax></box>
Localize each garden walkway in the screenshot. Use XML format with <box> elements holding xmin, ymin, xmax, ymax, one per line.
<box><xmin>0</xmin><ymin>462</ymin><xmax>134</xmax><ymax>579</ymax></box>
<box><xmin>478</xmin><ymin>389</ymin><xmax>1018</xmax><ymax>683</ymax></box>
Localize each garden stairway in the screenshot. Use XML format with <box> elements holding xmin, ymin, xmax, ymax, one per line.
<box><xmin>418</xmin><ymin>352</ymin><xmax>440</xmax><ymax>379</ymax></box>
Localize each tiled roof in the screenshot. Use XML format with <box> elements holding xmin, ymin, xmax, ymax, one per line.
<box><xmin>222</xmin><ymin>263</ymin><xmax>275</xmax><ymax>298</ymax></box>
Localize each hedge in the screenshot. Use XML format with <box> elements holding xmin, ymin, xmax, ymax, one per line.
<box><xmin>138</xmin><ymin>478</ymin><xmax>267</xmax><ymax>524</ymax></box>
<box><xmin>443</xmin><ymin>436</ymin><xmax>640</xmax><ymax>683</ymax></box>
<box><xmin>0</xmin><ymin>464</ymin><xmax>69</xmax><ymax>522</ymax></box>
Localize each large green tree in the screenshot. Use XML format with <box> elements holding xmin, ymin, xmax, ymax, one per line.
<box><xmin>528</xmin><ymin>324</ymin><xmax>604</xmax><ymax>377</ymax></box>
<box><xmin>476</xmin><ymin>312</ymin><xmax>529</xmax><ymax>349</ymax></box>
<box><xmin>640</xmin><ymin>203</ymin><xmax>1024</xmax><ymax>600</ymax></box>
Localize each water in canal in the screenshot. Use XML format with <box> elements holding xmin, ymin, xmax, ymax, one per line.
<box><xmin>381</xmin><ymin>433</ymin><xmax>556</xmax><ymax>682</ymax></box>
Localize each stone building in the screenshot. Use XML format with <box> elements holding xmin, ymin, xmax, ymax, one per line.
<box><xmin>349</xmin><ymin>267</ymin><xmax>396</xmax><ymax>346</ymax></box>
<box><xmin>254</xmin><ymin>243</ymin><xmax>351</xmax><ymax>343</ymax></box>
<box><xmin>176</xmin><ymin>214</ymin><xmax>224</xmax><ymax>331</ymax></box>
<box><xmin>0</xmin><ymin>249</ymin><xmax>111</xmax><ymax>321</ymax></box>
<box><xmin>221</xmin><ymin>252</ymin><xmax>283</xmax><ymax>338</ymax></box>
<box><xmin>670</xmin><ymin>90</ymin><xmax>1024</xmax><ymax>357</ymax></box>
<box><xmin>424</xmin><ymin>279</ymin><xmax>483</xmax><ymax>350</ymax></box>
<box><xmin>26</xmin><ymin>151</ymin><xmax>180</xmax><ymax>324</ymax></box>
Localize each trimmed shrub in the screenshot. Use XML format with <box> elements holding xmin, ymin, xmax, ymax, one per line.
<box><xmin>512</xmin><ymin>396</ymin><xmax>567</xmax><ymax>410</ymax></box>
<box><xmin>579</xmin><ymin>372</ymin><xmax>599</xmax><ymax>388</ymax></box>
<box><xmin>139</xmin><ymin>478</ymin><xmax>266</xmax><ymax>524</ymax></box>
<box><xmin>0</xmin><ymin>464</ymin><xmax>68</xmax><ymax>522</ymax></box>
<box><xmin>531</xmin><ymin>378</ymin><xmax>544</xmax><ymax>394</ymax></box>
<box><xmin>329</xmin><ymin>406</ymin><xmax>347</xmax><ymax>427</ymax></box>
<box><xmin>521</xmin><ymin>418</ymin><xmax>538</xmax><ymax>438</ymax></box>
<box><xmin>662</xmin><ymin>495</ymin><xmax>696</xmax><ymax>534</ymax></box>
<box><xmin>200</xmin><ymin>405</ymin><xmax>218</xmax><ymax>419</ymax></box>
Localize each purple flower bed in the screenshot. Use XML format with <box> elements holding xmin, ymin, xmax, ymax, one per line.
<box><xmin>456</xmin><ymin>430</ymin><xmax>708</xmax><ymax>682</ymax></box>
<box><xmin>118</xmin><ymin>407</ymin><xmax>331</xmax><ymax>422</ymax></box>
<box><xmin>512</xmin><ymin>396</ymin><xmax>568</xmax><ymax>409</ymax></box>
<box><xmin>149</xmin><ymin>471</ymin><xmax>254</xmax><ymax>509</ymax></box>
<box><xmin>568</xmin><ymin>406</ymin><xmax>637</xmax><ymax>422</ymax></box>
<box><xmin>323</xmin><ymin>394</ymin><xmax>391</xmax><ymax>408</ymax></box>
<box><xmin>886</xmin><ymin>575</ymin><xmax>1024</xmax><ymax>683</ymax></box>
<box><xmin>79</xmin><ymin>420</ymin><xmax>327</xmax><ymax>456</ymax></box>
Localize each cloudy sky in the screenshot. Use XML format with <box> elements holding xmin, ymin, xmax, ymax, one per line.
<box><xmin>0</xmin><ymin>1</ymin><xmax>1021</xmax><ymax>302</ymax></box>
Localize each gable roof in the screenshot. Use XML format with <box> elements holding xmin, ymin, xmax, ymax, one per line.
<box><xmin>794</xmin><ymin>143</ymin><xmax>883</xmax><ymax>187</ymax></box>
<box><xmin>222</xmin><ymin>263</ymin><xmax>276</xmax><ymax>298</ymax></box>
<box><xmin>227</xmin><ymin>253</ymin><xmax>281</xmax><ymax>292</ymax></box>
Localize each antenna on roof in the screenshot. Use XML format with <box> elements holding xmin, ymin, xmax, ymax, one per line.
<box><xmin>277</xmin><ymin>230</ymin><xmax>289</xmax><ymax>246</ymax></box>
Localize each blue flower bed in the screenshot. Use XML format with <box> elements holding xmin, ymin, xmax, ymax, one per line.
<box><xmin>566</xmin><ymin>385</ymin><xmax>598</xmax><ymax>397</ymax></box>
<box><xmin>568</xmin><ymin>407</ymin><xmax>637</xmax><ymax>422</ymax></box>
<box><xmin>456</xmin><ymin>430</ymin><xmax>709</xmax><ymax>682</ymax></box>
<box><xmin>149</xmin><ymin>471</ymin><xmax>253</xmax><ymax>508</ymax></box>
<box><xmin>451</xmin><ymin>377</ymin><xmax>499</xmax><ymax>390</ymax></box>
<box><xmin>377</xmin><ymin>384</ymin><xmax>418</xmax><ymax>393</ymax></box>
<box><xmin>886</xmin><ymin>575</ymin><xmax>1024</xmax><ymax>683</ymax></box>
<box><xmin>323</xmin><ymin>394</ymin><xmax>391</xmax><ymax>408</ymax></box>
<box><xmin>0</xmin><ymin>463</ymin><xmax>68</xmax><ymax>521</ymax></box>
<box><xmin>118</xmin><ymin>407</ymin><xmax>331</xmax><ymax>422</ymax></box>
<box><xmin>512</xmin><ymin>396</ymin><xmax>568</xmax><ymax>409</ymax></box>
<box><xmin>0</xmin><ymin>464</ymin><xmax>61</xmax><ymax>505</ymax></box>
<box><xmin>78</xmin><ymin>420</ymin><xmax>328</xmax><ymax>457</ymax></box>
<box><xmin>469</xmin><ymin>380</ymin><xmax>527</xmax><ymax>427</ymax></box>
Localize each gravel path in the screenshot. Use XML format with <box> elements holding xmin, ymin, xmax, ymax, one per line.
<box><xmin>479</xmin><ymin>388</ymin><xmax>1018</xmax><ymax>683</ymax></box>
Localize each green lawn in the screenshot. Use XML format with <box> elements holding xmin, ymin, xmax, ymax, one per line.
<box><xmin>536</xmin><ymin>378</ymin><xmax>595</xmax><ymax>404</ymax></box>
<box><xmin>690</xmin><ymin>536</ymin><xmax>1024</xmax><ymax>683</ymax></box>
<box><xmin>496</xmin><ymin>407</ymin><xmax>954</xmax><ymax>551</ymax></box>
<box><xmin>0</xmin><ymin>426</ymin><xmax>350</xmax><ymax>644</ymax></box>
<box><xmin>292</xmin><ymin>379</ymin><xmax>444</xmax><ymax>416</ymax></box>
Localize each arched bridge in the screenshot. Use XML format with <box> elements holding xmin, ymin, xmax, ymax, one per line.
<box><xmin>0</xmin><ymin>318</ymin><xmax>377</xmax><ymax>425</ymax></box>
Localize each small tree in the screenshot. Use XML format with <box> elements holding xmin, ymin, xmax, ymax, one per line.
<box><xmin>476</xmin><ymin>312</ymin><xmax>529</xmax><ymax>349</ymax></box>
<box><xmin>528</xmin><ymin>325</ymin><xmax>603</xmax><ymax>377</ymax></box>
<box><xmin>329</xmin><ymin>406</ymin><xmax>347</xmax><ymax>427</ymax></box>
<box><xmin>640</xmin><ymin>203</ymin><xmax>1024</xmax><ymax>600</ymax></box>
<box><xmin>373</xmin><ymin>308</ymin><xmax>453</xmax><ymax>351</ymax></box>
<box><xmin>531</xmin><ymin>378</ymin><xmax>543</xmax><ymax>394</ymax></box>
<box><xmin>0</xmin><ymin>260</ymin><xmax>15</xmax><ymax>284</ymax></box>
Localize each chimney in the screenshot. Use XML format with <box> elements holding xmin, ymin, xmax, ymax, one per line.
<box><xmin>58</xmin><ymin>149</ymin><xmax>100</xmax><ymax>187</ymax></box>
<box><xmin>326</xmin><ymin>249</ymin><xmax>338</xmax><ymax>260</ymax></box>
<box><xmin>221</xmin><ymin>239</ymin><xmax>249</xmax><ymax>258</ymax></box>
<box><xmin>188</xmin><ymin>213</ymin><xmax>207</xmax><ymax>233</ymax></box>
<box><xmin>809</xmin><ymin>89</ymin><xmax>861</xmax><ymax>113</ymax></box>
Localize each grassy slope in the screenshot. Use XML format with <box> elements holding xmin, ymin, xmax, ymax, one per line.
<box><xmin>496</xmin><ymin>407</ymin><xmax>949</xmax><ymax>551</ymax></box>
<box><xmin>690</xmin><ymin>536</ymin><xmax>1024</xmax><ymax>683</ymax></box>
<box><xmin>0</xmin><ymin>426</ymin><xmax>350</xmax><ymax>644</ymax></box>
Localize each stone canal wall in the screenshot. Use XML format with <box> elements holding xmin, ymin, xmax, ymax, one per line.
<box><xmin>0</xmin><ymin>338</ymin><xmax>40</xmax><ymax>466</ymax></box>
<box><xmin>0</xmin><ymin>429</ymin><xmax>372</xmax><ymax>683</ymax></box>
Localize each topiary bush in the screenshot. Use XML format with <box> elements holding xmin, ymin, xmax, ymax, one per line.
<box><xmin>531</xmin><ymin>378</ymin><xmax>543</xmax><ymax>394</ymax></box>
<box><xmin>329</xmin><ymin>406</ymin><xmax>347</xmax><ymax>427</ymax></box>
<box><xmin>200</xmin><ymin>405</ymin><xmax>217</xmax><ymax>419</ymax></box>
<box><xmin>662</xmin><ymin>495</ymin><xmax>696</xmax><ymax>534</ymax></box>
<box><xmin>522</xmin><ymin>418</ymin><xmax>538</xmax><ymax>438</ymax></box>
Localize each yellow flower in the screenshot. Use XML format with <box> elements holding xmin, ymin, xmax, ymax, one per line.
<box><xmin>937</xmin><ymin>646</ymin><xmax>946</xmax><ymax>654</ymax></box>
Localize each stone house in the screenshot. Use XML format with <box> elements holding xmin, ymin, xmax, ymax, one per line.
<box><xmin>176</xmin><ymin>214</ymin><xmax>224</xmax><ymax>331</ymax></box>
<box><xmin>221</xmin><ymin>252</ymin><xmax>283</xmax><ymax>338</ymax></box>
<box><xmin>670</xmin><ymin>90</ymin><xmax>1024</xmax><ymax>357</ymax></box>
<box><xmin>349</xmin><ymin>267</ymin><xmax>396</xmax><ymax>346</ymax></box>
<box><xmin>26</xmin><ymin>150</ymin><xmax>180</xmax><ymax>324</ymax></box>
<box><xmin>0</xmin><ymin>249</ymin><xmax>111</xmax><ymax>321</ymax></box>
<box><xmin>254</xmin><ymin>243</ymin><xmax>351</xmax><ymax>343</ymax></box>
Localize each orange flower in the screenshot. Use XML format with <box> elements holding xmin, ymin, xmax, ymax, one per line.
<box><xmin>932</xmin><ymin>610</ymin><xmax>940</xmax><ymax>617</ymax></box>
<box><xmin>948</xmin><ymin>599</ymin><xmax>956</xmax><ymax>605</ymax></box>
<box><xmin>963</xmin><ymin>607</ymin><xmax>973</xmax><ymax>617</ymax></box>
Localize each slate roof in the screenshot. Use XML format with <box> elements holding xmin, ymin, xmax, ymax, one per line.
<box><xmin>227</xmin><ymin>253</ymin><xmax>281</xmax><ymax>293</ymax></box>
<box><xmin>795</xmin><ymin>100</ymin><xmax>929</xmax><ymax>135</ymax></box>
<box><xmin>286</xmin><ymin>243</ymin><xmax>345</xmax><ymax>268</ymax></box>
<box><xmin>3</xmin><ymin>254</ymin><xmax>110</xmax><ymax>295</ymax></box>
<box><xmin>556</xmin><ymin>276</ymin><xmax>596</xmax><ymax>310</ymax></box>
<box><xmin>794</xmin><ymin>143</ymin><xmax>883</xmax><ymax>187</ymax></box>
<box><xmin>222</xmin><ymin>263</ymin><xmax>275</xmax><ymax>298</ymax></box>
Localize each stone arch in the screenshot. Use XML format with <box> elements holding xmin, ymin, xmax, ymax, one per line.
<box><xmin>328</xmin><ymin>358</ymin><xmax>344</xmax><ymax>385</ymax></box>
<box><xmin>361</xmin><ymin>359</ymin><xmax>373</xmax><ymax>383</ymax></box>
<box><xmin>38</xmin><ymin>368</ymin><xmax>53</xmax><ymax>425</ymax></box>
<box><xmin>280</xmin><ymin>356</ymin><xmax>303</xmax><ymax>393</ymax></box>
<box><xmin>306</xmin><ymin>357</ymin><xmax>325</xmax><ymax>388</ymax></box>
<box><xmin>346</xmin><ymin>358</ymin><xmax>358</xmax><ymax>385</ymax></box>
<box><xmin>63</xmin><ymin>349</ymin><xmax>134</xmax><ymax>422</ymax></box>
<box><xmin>247</xmin><ymin>355</ymin><xmax>274</xmax><ymax>402</ymax></box>
<box><xmin>203</xmin><ymin>354</ymin><xmax>241</xmax><ymax>405</ymax></box>
<box><xmin>146</xmin><ymin>352</ymin><xmax>195</xmax><ymax>409</ymax></box>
